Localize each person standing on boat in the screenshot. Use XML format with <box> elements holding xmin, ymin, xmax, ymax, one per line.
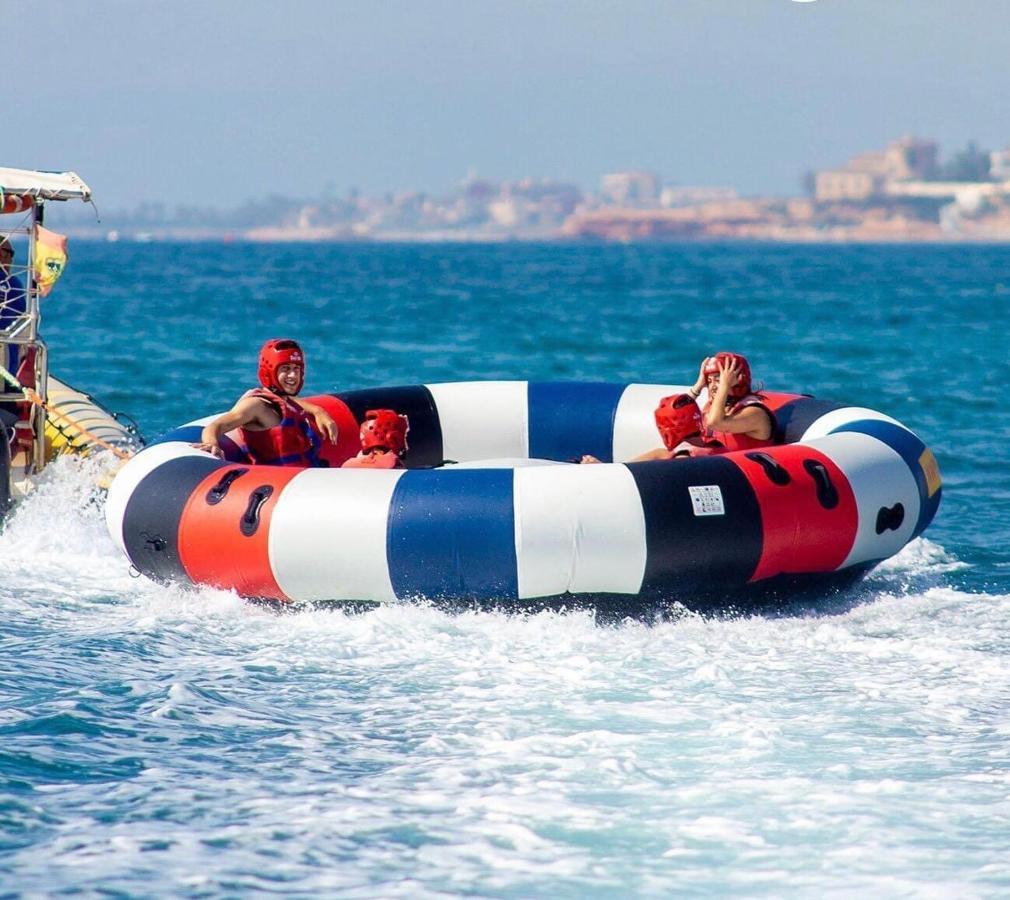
<box><xmin>687</xmin><ymin>352</ymin><xmax>776</xmax><ymax>451</ymax></box>
<box><xmin>193</xmin><ymin>338</ymin><xmax>339</xmax><ymax>466</ymax></box>
<box><xmin>0</xmin><ymin>237</ymin><xmax>26</xmax><ymax>378</ymax></box>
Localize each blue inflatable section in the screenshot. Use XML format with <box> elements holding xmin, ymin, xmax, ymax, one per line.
<box><xmin>528</xmin><ymin>382</ymin><xmax>626</xmax><ymax>463</ymax></box>
<box><xmin>834</xmin><ymin>419</ymin><xmax>941</xmax><ymax>539</ymax></box>
<box><xmin>149</xmin><ymin>425</ymin><xmax>203</xmax><ymax>446</ymax></box>
<box><xmin>386</xmin><ymin>468</ymin><xmax>518</xmax><ymax>601</ymax></box>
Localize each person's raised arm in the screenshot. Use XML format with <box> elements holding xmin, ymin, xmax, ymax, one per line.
<box><xmin>687</xmin><ymin>356</ymin><xmax>709</xmax><ymax>400</ymax></box>
<box><xmin>703</xmin><ymin>358</ymin><xmax>771</xmax><ymax>439</ymax></box>
<box><xmin>193</xmin><ymin>396</ymin><xmax>268</xmax><ymax>457</ymax></box>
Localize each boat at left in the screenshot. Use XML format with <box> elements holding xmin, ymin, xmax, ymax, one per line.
<box><xmin>1</xmin><ymin>166</ymin><xmax>144</xmax><ymax>518</ymax></box>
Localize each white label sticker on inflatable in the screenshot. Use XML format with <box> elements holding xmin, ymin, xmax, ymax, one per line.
<box><xmin>689</xmin><ymin>485</ymin><xmax>725</xmax><ymax>516</ymax></box>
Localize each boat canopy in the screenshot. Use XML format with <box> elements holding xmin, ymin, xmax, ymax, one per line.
<box><xmin>0</xmin><ymin>167</ymin><xmax>92</xmax><ymax>203</ymax></box>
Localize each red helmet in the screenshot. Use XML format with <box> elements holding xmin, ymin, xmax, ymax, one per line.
<box><xmin>703</xmin><ymin>351</ymin><xmax>752</xmax><ymax>400</ymax></box>
<box><xmin>360</xmin><ymin>409</ymin><xmax>409</xmax><ymax>455</ymax></box>
<box><xmin>258</xmin><ymin>338</ymin><xmax>305</xmax><ymax>395</ymax></box>
<box><xmin>654</xmin><ymin>393</ymin><xmax>703</xmax><ymax>450</ymax></box>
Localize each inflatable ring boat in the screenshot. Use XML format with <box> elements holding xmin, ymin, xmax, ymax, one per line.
<box><xmin>104</xmin><ymin>382</ymin><xmax>942</xmax><ymax>607</ymax></box>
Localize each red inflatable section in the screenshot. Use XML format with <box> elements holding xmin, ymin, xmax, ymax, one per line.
<box><xmin>177</xmin><ymin>464</ymin><xmax>304</xmax><ymax>601</ymax></box>
<box><xmin>300</xmin><ymin>394</ymin><xmax>361</xmax><ymax>467</ymax></box>
<box><xmin>730</xmin><ymin>444</ymin><xmax>858</xmax><ymax>582</ymax></box>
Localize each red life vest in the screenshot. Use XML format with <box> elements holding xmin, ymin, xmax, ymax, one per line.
<box><xmin>341</xmin><ymin>450</ymin><xmax>403</xmax><ymax>469</ymax></box>
<box><xmin>704</xmin><ymin>394</ymin><xmax>777</xmax><ymax>452</ymax></box>
<box><xmin>239</xmin><ymin>388</ymin><xmax>323</xmax><ymax>468</ymax></box>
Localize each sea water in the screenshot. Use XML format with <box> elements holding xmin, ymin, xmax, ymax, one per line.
<box><xmin>1</xmin><ymin>242</ymin><xmax>1007</xmax><ymax>896</ymax></box>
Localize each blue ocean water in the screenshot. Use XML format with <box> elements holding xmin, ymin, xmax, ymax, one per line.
<box><xmin>1</xmin><ymin>242</ymin><xmax>1007</xmax><ymax>896</ymax></box>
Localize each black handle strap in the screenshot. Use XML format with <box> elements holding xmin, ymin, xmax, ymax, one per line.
<box><xmin>745</xmin><ymin>452</ymin><xmax>791</xmax><ymax>486</ymax></box>
<box><xmin>803</xmin><ymin>459</ymin><xmax>839</xmax><ymax>509</ymax></box>
<box><xmin>875</xmin><ymin>503</ymin><xmax>905</xmax><ymax>534</ymax></box>
<box><xmin>240</xmin><ymin>485</ymin><xmax>275</xmax><ymax>537</ymax></box>
<box><xmin>206</xmin><ymin>467</ymin><xmax>249</xmax><ymax>505</ymax></box>
<box><xmin>141</xmin><ymin>530</ymin><xmax>167</xmax><ymax>553</ymax></box>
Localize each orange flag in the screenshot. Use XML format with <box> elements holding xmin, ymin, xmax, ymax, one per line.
<box><xmin>34</xmin><ymin>225</ymin><xmax>69</xmax><ymax>297</ymax></box>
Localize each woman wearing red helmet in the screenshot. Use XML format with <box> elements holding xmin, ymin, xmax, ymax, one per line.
<box><xmin>193</xmin><ymin>338</ymin><xmax>339</xmax><ymax>467</ymax></box>
<box><xmin>686</xmin><ymin>352</ymin><xmax>776</xmax><ymax>451</ymax></box>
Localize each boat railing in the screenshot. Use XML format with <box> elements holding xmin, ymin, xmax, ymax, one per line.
<box><xmin>1</xmin><ymin>167</ymin><xmax>92</xmax><ymax>477</ymax></box>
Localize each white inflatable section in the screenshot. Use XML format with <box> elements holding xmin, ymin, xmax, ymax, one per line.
<box><xmin>514</xmin><ymin>463</ymin><xmax>647</xmax><ymax>598</ymax></box>
<box><xmin>801</xmin><ymin>406</ymin><xmax>904</xmax><ymax>440</ymax></box>
<box><xmin>428</xmin><ymin>381</ymin><xmax>528</xmax><ymax>462</ymax></box>
<box><xmin>182</xmin><ymin>414</ymin><xmax>244</xmax><ymax>447</ymax></box>
<box><xmin>811</xmin><ymin>432</ymin><xmax>920</xmax><ymax>568</ymax></box>
<box><xmin>269</xmin><ymin>469</ymin><xmax>405</xmax><ymax>603</ymax></box>
<box><xmin>451</xmin><ymin>457</ymin><xmax>565</xmax><ymax>469</ymax></box>
<box><xmin>105</xmin><ymin>443</ymin><xmax>208</xmax><ymax>555</ymax></box>
<box><xmin>611</xmin><ymin>383</ymin><xmax>683</xmax><ymax>462</ymax></box>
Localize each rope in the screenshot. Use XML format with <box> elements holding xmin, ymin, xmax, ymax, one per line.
<box><xmin>0</xmin><ymin>363</ymin><xmax>134</xmax><ymax>461</ymax></box>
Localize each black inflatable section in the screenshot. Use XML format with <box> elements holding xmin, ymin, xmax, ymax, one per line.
<box><xmin>0</xmin><ymin>407</ymin><xmax>13</xmax><ymax>520</ymax></box>
<box><xmin>333</xmin><ymin>385</ymin><xmax>444</xmax><ymax>468</ymax></box>
<box><xmin>122</xmin><ymin>455</ymin><xmax>228</xmax><ymax>584</ymax></box>
<box><xmin>628</xmin><ymin>455</ymin><xmax>763</xmax><ymax>596</ymax></box>
<box><xmin>773</xmin><ymin>397</ymin><xmax>846</xmax><ymax>444</ymax></box>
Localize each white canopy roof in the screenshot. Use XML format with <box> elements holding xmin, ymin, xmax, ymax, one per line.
<box><xmin>0</xmin><ymin>167</ymin><xmax>92</xmax><ymax>202</ymax></box>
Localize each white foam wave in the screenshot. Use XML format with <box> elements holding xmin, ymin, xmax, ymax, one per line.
<box><xmin>873</xmin><ymin>536</ymin><xmax>965</xmax><ymax>576</ymax></box>
<box><xmin>3</xmin><ymin>456</ymin><xmax>1010</xmax><ymax>895</ymax></box>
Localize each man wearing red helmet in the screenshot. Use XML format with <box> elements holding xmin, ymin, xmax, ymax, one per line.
<box><xmin>686</xmin><ymin>352</ymin><xmax>775</xmax><ymax>451</ymax></box>
<box><xmin>341</xmin><ymin>409</ymin><xmax>409</xmax><ymax>469</ymax></box>
<box><xmin>194</xmin><ymin>338</ymin><xmax>339</xmax><ymax>466</ymax></box>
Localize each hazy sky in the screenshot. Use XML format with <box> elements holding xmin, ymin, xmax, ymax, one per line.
<box><xmin>7</xmin><ymin>0</ymin><xmax>1010</xmax><ymax>207</ymax></box>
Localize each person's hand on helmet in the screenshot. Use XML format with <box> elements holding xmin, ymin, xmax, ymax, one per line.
<box><xmin>717</xmin><ymin>355</ymin><xmax>741</xmax><ymax>392</ymax></box>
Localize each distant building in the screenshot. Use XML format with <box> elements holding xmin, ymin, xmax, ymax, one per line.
<box><xmin>488</xmin><ymin>198</ymin><xmax>522</xmax><ymax>228</ymax></box>
<box><xmin>847</xmin><ymin>150</ymin><xmax>891</xmax><ymax>177</ymax></box>
<box><xmin>600</xmin><ymin>171</ymin><xmax>661</xmax><ymax>206</ymax></box>
<box><xmin>884</xmin><ymin>180</ymin><xmax>1001</xmax><ymax>203</ymax></box>
<box><xmin>660</xmin><ymin>186</ymin><xmax>738</xmax><ymax>208</ymax></box>
<box><xmin>814</xmin><ymin>169</ymin><xmax>880</xmax><ymax>202</ymax></box>
<box><xmin>814</xmin><ymin>136</ymin><xmax>939</xmax><ymax>202</ymax></box>
<box><xmin>885</xmin><ymin>136</ymin><xmax>938</xmax><ymax>180</ymax></box>
<box><xmin>990</xmin><ymin>147</ymin><xmax>1010</xmax><ymax>181</ymax></box>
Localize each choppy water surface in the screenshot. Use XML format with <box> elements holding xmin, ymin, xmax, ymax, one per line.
<box><xmin>2</xmin><ymin>243</ymin><xmax>1007</xmax><ymax>896</ymax></box>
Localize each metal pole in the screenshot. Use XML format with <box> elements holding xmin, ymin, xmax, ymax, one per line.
<box><xmin>26</xmin><ymin>200</ymin><xmax>46</xmax><ymax>472</ymax></box>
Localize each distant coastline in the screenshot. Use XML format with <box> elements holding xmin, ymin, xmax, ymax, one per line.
<box><xmin>56</xmin><ymin>135</ymin><xmax>1010</xmax><ymax>244</ymax></box>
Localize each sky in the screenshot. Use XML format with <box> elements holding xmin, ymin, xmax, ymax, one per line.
<box><xmin>6</xmin><ymin>0</ymin><xmax>1010</xmax><ymax>208</ymax></box>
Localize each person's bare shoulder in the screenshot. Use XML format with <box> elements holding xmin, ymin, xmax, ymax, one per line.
<box><xmin>228</xmin><ymin>394</ymin><xmax>278</xmax><ymax>429</ymax></box>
